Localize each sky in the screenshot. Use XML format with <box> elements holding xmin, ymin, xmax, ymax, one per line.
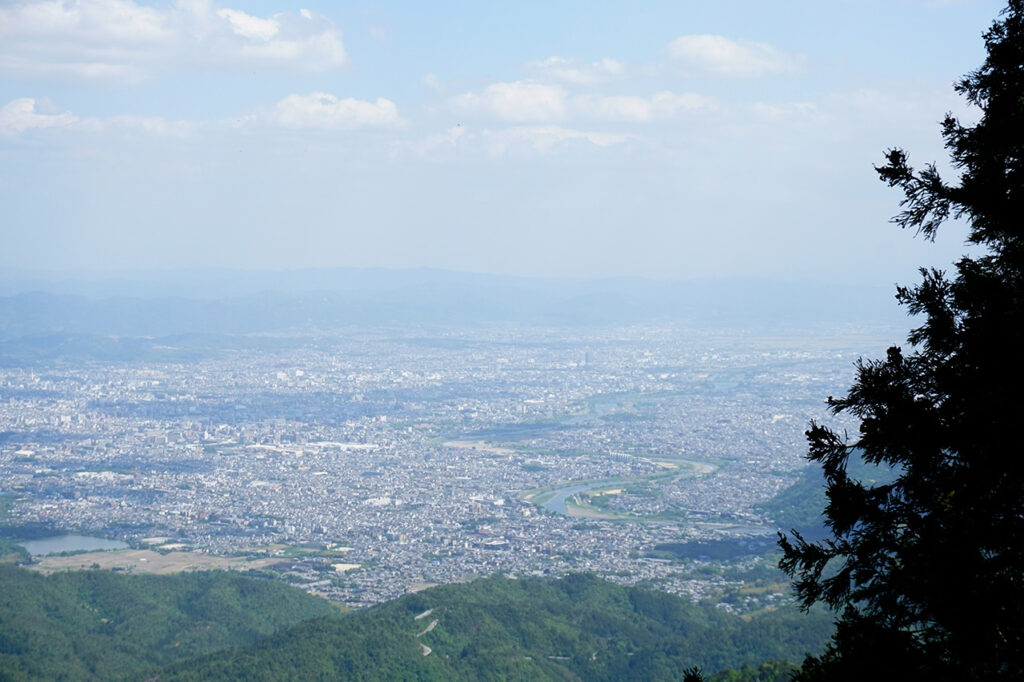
<box><xmin>0</xmin><ymin>0</ymin><xmax>1006</xmax><ymax>283</ymax></box>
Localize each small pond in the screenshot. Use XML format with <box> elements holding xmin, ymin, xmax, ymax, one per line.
<box><xmin>19</xmin><ymin>534</ymin><xmax>128</xmax><ymax>556</ymax></box>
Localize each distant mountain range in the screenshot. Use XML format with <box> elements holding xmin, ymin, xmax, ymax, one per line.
<box><xmin>0</xmin><ymin>267</ymin><xmax>908</xmax><ymax>335</ymax></box>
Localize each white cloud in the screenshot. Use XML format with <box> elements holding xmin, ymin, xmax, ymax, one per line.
<box><xmin>574</xmin><ymin>91</ymin><xmax>715</xmax><ymax>122</ymax></box>
<box><xmin>454</xmin><ymin>80</ymin><xmax>715</xmax><ymax>124</ymax></box>
<box><xmin>0</xmin><ymin>92</ymin><xmax>400</xmax><ymax>139</ymax></box>
<box><xmin>668</xmin><ymin>35</ymin><xmax>800</xmax><ymax>76</ymax></box>
<box><xmin>0</xmin><ymin>97</ymin><xmax>78</xmax><ymax>135</ymax></box>
<box><xmin>408</xmin><ymin>125</ymin><xmax>470</xmax><ymax>156</ymax></box>
<box><xmin>452</xmin><ymin>81</ymin><xmax>567</xmax><ymax>122</ymax></box>
<box><xmin>238</xmin><ymin>30</ymin><xmax>347</xmax><ymax>66</ymax></box>
<box><xmin>0</xmin><ymin>1</ymin><xmax>348</xmax><ymax>82</ymax></box>
<box><xmin>271</xmin><ymin>93</ymin><xmax>402</xmax><ymax>130</ymax></box>
<box><xmin>0</xmin><ymin>97</ymin><xmax>197</xmax><ymax>138</ymax></box>
<box><xmin>217</xmin><ymin>8</ymin><xmax>279</xmax><ymax>41</ymax></box>
<box><xmin>0</xmin><ymin>0</ymin><xmax>173</xmax><ymax>43</ymax></box>
<box><xmin>527</xmin><ymin>56</ymin><xmax>625</xmax><ymax>85</ymax></box>
<box><xmin>483</xmin><ymin>125</ymin><xmax>627</xmax><ymax>155</ymax></box>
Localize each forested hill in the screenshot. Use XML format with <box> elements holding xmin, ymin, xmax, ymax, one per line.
<box><xmin>0</xmin><ymin>565</ymin><xmax>832</xmax><ymax>681</ymax></box>
<box><xmin>162</xmin><ymin>573</ymin><xmax>833</xmax><ymax>681</ymax></box>
<box><xmin>755</xmin><ymin>453</ymin><xmax>900</xmax><ymax>539</ymax></box>
<box><xmin>0</xmin><ymin>564</ymin><xmax>341</xmax><ymax>681</ymax></box>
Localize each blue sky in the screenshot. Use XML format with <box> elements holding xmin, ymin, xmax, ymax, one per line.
<box><xmin>0</xmin><ymin>0</ymin><xmax>1005</xmax><ymax>282</ymax></box>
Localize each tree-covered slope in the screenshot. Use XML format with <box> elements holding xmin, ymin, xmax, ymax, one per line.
<box><xmin>757</xmin><ymin>454</ymin><xmax>898</xmax><ymax>538</ymax></box>
<box><xmin>163</xmin><ymin>573</ymin><xmax>833</xmax><ymax>681</ymax></box>
<box><xmin>0</xmin><ymin>565</ymin><xmax>341</xmax><ymax>681</ymax></box>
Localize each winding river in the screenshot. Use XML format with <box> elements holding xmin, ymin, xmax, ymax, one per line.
<box><xmin>541</xmin><ymin>480</ymin><xmax>627</xmax><ymax>515</ymax></box>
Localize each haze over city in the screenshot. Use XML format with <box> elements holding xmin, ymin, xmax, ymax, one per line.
<box><xmin>5</xmin><ymin>2</ymin><xmax>1024</xmax><ymax>679</ymax></box>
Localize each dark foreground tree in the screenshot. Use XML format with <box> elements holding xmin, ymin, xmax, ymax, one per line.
<box><xmin>779</xmin><ymin>2</ymin><xmax>1024</xmax><ymax>680</ymax></box>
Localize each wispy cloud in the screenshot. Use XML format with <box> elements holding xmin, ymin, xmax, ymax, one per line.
<box><xmin>452</xmin><ymin>80</ymin><xmax>714</xmax><ymax>124</ymax></box>
<box><xmin>217</xmin><ymin>8</ymin><xmax>281</xmax><ymax>41</ymax></box>
<box><xmin>0</xmin><ymin>96</ymin><xmax>195</xmax><ymax>137</ymax></box>
<box><xmin>1</xmin><ymin>92</ymin><xmax>404</xmax><ymax>139</ymax></box>
<box><xmin>526</xmin><ymin>56</ymin><xmax>625</xmax><ymax>85</ymax></box>
<box><xmin>574</xmin><ymin>92</ymin><xmax>715</xmax><ymax>122</ymax></box>
<box><xmin>0</xmin><ymin>97</ymin><xmax>78</xmax><ymax>135</ymax></box>
<box><xmin>452</xmin><ymin>81</ymin><xmax>568</xmax><ymax>122</ymax></box>
<box><xmin>0</xmin><ymin>0</ymin><xmax>348</xmax><ymax>83</ymax></box>
<box><xmin>270</xmin><ymin>93</ymin><xmax>403</xmax><ymax>130</ymax></box>
<box><xmin>668</xmin><ymin>35</ymin><xmax>801</xmax><ymax>76</ymax></box>
<box><xmin>482</xmin><ymin>125</ymin><xmax>628</xmax><ymax>155</ymax></box>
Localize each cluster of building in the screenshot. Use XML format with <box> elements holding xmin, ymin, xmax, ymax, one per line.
<box><xmin>0</xmin><ymin>325</ymin><xmax>876</xmax><ymax>608</ymax></box>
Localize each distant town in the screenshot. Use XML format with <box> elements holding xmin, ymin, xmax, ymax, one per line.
<box><xmin>1</xmin><ymin>324</ymin><xmax>881</xmax><ymax>610</ymax></box>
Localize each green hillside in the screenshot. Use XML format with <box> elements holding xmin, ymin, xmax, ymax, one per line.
<box><xmin>0</xmin><ymin>565</ymin><xmax>832</xmax><ymax>681</ymax></box>
<box><xmin>163</xmin><ymin>573</ymin><xmax>833</xmax><ymax>681</ymax></box>
<box><xmin>756</xmin><ymin>453</ymin><xmax>899</xmax><ymax>537</ymax></box>
<box><xmin>0</xmin><ymin>565</ymin><xmax>341</xmax><ymax>681</ymax></box>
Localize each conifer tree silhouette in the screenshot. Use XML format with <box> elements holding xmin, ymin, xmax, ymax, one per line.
<box><xmin>780</xmin><ymin>2</ymin><xmax>1024</xmax><ymax>679</ymax></box>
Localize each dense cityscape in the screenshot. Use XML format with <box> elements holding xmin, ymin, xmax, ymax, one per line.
<box><xmin>1</xmin><ymin>325</ymin><xmax>883</xmax><ymax>609</ymax></box>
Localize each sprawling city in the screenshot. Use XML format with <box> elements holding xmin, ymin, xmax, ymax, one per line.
<box><xmin>0</xmin><ymin>324</ymin><xmax>880</xmax><ymax>610</ymax></box>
